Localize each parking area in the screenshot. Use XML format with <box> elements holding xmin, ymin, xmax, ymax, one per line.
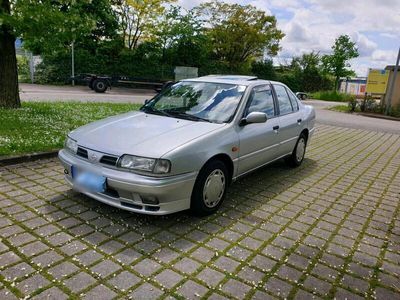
<box><xmin>0</xmin><ymin>124</ymin><xmax>399</xmax><ymax>299</ymax></box>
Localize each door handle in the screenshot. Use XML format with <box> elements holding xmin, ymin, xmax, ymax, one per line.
<box><xmin>297</xmin><ymin>118</ymin><xmax>302</xmax><ymax>123</ymax></box>
<box><xmin>273</xmin><ymin>125</ymin><xmax>279</xmax><ymax>130</ymax></box>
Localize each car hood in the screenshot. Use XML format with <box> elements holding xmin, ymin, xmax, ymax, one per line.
<box><xmin>69</xmin><ymin>111</ymin><xmax>225</xmax><ymax>158</ymax></box>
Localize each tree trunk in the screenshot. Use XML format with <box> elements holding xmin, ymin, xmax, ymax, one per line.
<box><xmin>0</xmin><ymin>0</ymin><xmax>21</xmax><ymax>108</ymax></box>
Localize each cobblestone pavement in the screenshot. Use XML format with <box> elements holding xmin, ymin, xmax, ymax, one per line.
<box><xmin>0</xmin><ymin>124</ymin><xmax>399</xmax><ymax>300</ymax></box>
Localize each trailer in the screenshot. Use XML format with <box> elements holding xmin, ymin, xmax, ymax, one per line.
<box><xmin>72</xmin><ymin>74</ymin><xmax>174</xmax><ymax>93</ymax></box>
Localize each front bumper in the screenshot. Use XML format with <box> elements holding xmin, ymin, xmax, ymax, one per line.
<box><xmin>58</xmin><ymin>149</ymin><xmax>197</xmax><ymax>215</ymax></box>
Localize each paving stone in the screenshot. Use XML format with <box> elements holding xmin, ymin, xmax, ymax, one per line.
<box><xmin>108</xmin><ymin>270</ymin><xmax>140</xmax><ymax>291</ymax></box>
<box><xmin>190</xmin><ymin>247</ymin><xmax>214</xmax><ymax>263</ymax></box>
<box><xmin>133</xmin><ymin>258</ymin><xmax>161</xmax><ymax>276</ymax></box>
<box><xmin>76</xmin><ymin>250</ymin><xmax>104</xmax><ymax>266</ymax></box>
<box><xmin>277</xmin><ymin>265</ymin><xmax>303</xmax><ymax>283</ymax></box>
<box><xmin>214</xmin><ymin>256</ymin><xmax>240</xmax><ymax>273</ymax></box>
<box><xmin>238</xmin><ymin>266</ymin><xmax>265</xmax><ymax>285</ymax></box>
<box><xmin>129</xmin><ymin>282</ymin><xmax>163</xmax><ymax>299</ymax></box>
<box><xmin>48</xmin><ymin>261</ymin><xmax>79</xmax><ymax>279</ymax></box>
<box><xmin>303</xmin><ymin>275</ymin><xmax>332</xmax><ymax>296</ymax></box>
<box><xmin>1</xmin><ymin>262</ymin><xmax>35</xmax><ymax>280</ymax></box>
<box><xmin>16</xmin><ymin>274</ymin><xmax>50</xmax><ymax>295</ymax></box>
<box><xmin>227</xmin><ymin>245</ymin><xmax>252</xmax><ymax>261</ymax></box>
<box><xmin>207</xmin><ymin>237</ymin><xmax>231</xmax><ymax>251</ymax></box>
<box><xmin>334</xmin><ymin>288</ymin><xmax>364</xmax><ymax>300</ymax></box>
<box><xmin>64</xmin><ymin>272</ymin><xmax>96</xmax><ymax>292</ymax></box>
<box><xmin>153</xmin><ymin>247</ymin><xmax>179</xmax><ymax>264</ymax></box>
<box><xmin>60</xmin><ymin>240</ymin><xmax>87</xmax><ymax>256</ymax></box>
<box><xmin>135</xmin><ymin>240</ymin><xmax>160</xmax><ymax>253</ymax></box>
<box><xmin>83</xmin><ymin>284</ymin><xmax>117</xmax><ymax>300</ymax></box>
<box><xmin>30</xmin><ymin>286</ymin><xmax>68</xmax><ymax>300</ymax></box>
<box><xmin>174</xmin><ymin>257</ymin><xmax>201</xmax><ymax>274</ymax></box>
<box><xmin>114</xmin><ymin>248</ymin><xmax>141</xmax><ymax>265</ymax></box>
<box><xmin>32</xmin><ymin>250</ymin><xmax>63</xmax><ymax>267</ymax></box>
<box><xmin>9</xmin><ymin>232</ymin><xmax>36</xmax><ymax>246</ymax></box>
<box><xmin>197</xmin><ymin>267</ymin><xmax>225</xmax><ymax>287</ymax></box>
<box><xmin>20</xmin><ymin>240</ymin><xmax>48</xmax><ymax>257</ymax></box>
<box><xmin>222</xmin><ymin>279</ymin><xmax>252</xmax><ymax>298</ymax></box>
<box><xmin>155</xmin><ymin>269</ymin><xmax>183</xmax><ymax>289</ymax></box>
<box><xmin>250</xmin><ymin>254</ymin><xmax>277</xmax><ymax>272</ymax></box>
<box><xmin>83</xmin><ymin>231</ymin><xmax>109</xmax><ymax>245</ymax></box>
<box><xmin>91</xmin><ymin>259</ymin><xmax>121</xmax><ymax>278</ymax></box>
<box><xmin>341</xmin><ymin>274</ymin><xmax>369</xmax><ymax>293</ymax></box>
<box><xmin>0</xmin><ymin>251</ymin><xmax>21</xmax><ymax>267</ymax></box>
<box><xmin>177</xmin><ymin>280</ymin><xmax>208</xmax><ymax>299</ymax></box>
<box><xmin>264</xmin><ymin>277</ymin><xmax>294</xmax><ymax>298</ymax></box>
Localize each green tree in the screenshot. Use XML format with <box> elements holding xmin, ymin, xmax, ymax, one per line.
<box><xmin>322</xmin><ymin>35</ymin><xmax>359</xmax><ymax>90</ymax></box>
<box><xmin>115</xmin><ymin>0</ymin><xmax>175</xmax><ymax>50</ymax></box>
<box><xmin>154</xmin><ymin>6</ymin><xmax>210</xmax><ymax>67</ymax></box>
<box><xmin>195</xmin><ymin>1</ymin><xmax>284</xmax><ymax>71</ymax></box>
<box><xmin>251</xmin><ymin>59</ymin><xmax>276</xmax><ymax>80</ymax></box>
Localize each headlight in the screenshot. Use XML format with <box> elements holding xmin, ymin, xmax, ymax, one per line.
<box><xmin>119</xmin><ymin>155</ymin><xmax>171</xmax><ymax>174</ymax></box>
<box><xmin>65</xmin><ymin>136</ymin><xmax>78</xmax><ymax>153</ymax></box>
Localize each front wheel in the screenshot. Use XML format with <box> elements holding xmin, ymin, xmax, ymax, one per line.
<box><xmin>190</xmin><ymin>160</ymin><xmax>228</xmax><ymax>216</ymax></box>
<box><xmin>285</xmin><ymin>133</ymin><xmax>307</xmax><ymax>167</ymax></box>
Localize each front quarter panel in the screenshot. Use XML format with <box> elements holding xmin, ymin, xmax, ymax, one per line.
<box><xmin>161</xmin><ymin>126</ymin><xmax>239</xmax><ymax>177</ymax></box>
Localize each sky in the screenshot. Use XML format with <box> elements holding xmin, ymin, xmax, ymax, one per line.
<box><xmin>179</xmin><ymin>0</ymin><xmax>400</xmax><ymax>77</ymax></box>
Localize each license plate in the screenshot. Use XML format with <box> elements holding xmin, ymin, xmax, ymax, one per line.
<box><xmin>71</xmin><ymin>166</ymin><xmax>106</xmax><ymax>193</ymax></box>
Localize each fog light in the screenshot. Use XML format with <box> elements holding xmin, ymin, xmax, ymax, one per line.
<box><xmin>64</xmin><ymin>169</ymin><xmax>69</xmax><ymax>175</ymax></box>
<box><xmin>141</xmin><ymin>195</ymin><xmax>159</xmax><ymax>205</ymax></box>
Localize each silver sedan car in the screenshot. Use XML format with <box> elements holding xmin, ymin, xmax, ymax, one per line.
<box><xmin>59</xmin><ymin>75</ymin><xmax>315</xmax><ymax>215</ymax></box>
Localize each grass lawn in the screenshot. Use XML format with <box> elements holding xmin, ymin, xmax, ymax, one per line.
<box><xmin>0</xmin><ymin>102</ymin><xmax>141</xmax><ymax>157</ymax></box>
<box><xmin>329</xmin><ymin>104</ymin><xmax>351</xmax><ymax>112</ymax></box>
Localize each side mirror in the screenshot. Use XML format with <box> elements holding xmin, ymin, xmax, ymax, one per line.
<box><xmin>240</xmin><ymin>112</ymin><xmax>267</xmax><ymax>126</ymax></box>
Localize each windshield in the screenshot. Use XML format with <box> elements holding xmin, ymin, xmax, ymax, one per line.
<box><xmin>141</xmin><ymin>81</ymin><xmax>246</xmax><ymax>123</ymax></box>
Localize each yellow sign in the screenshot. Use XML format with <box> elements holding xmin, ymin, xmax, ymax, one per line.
<box><xmin>366</xmin><ymin>69</ymin><xmax>389</xmax><ymax>94</ymax></box>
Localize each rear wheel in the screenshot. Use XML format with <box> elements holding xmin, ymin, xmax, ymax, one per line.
<box><xmin>285</xmin><ymin>133</ymin><xmax>307</xmax><ymax>167</ymax></box>
<box><xmin>93</xmin><ymin>79</ymin><xmax>107</xmax><ymax>93</ymax></box>
<box><xmin>190</xmin><ymin>160</ymin><xmax>228</xmax><ymax>216</ymax></box>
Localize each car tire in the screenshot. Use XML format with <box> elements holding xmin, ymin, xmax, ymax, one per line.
<box><xmin>93</xmin><ymin>79</ymin><xmax>107</xmax><ymax>93</ymax></box>
<box><xmin>285</xmin><ymin>133</ymin><xmax>307</xmax><ymax>167</ymax></box>
<box><xmin>190</xmin><ymin>160</ymin><xmax>228</xmax><ymax>216</ymax></box>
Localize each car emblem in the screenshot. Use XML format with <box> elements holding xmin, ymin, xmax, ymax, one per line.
<box><xmin>89</xmin><ymin>153</ymin><xmax>98</xmax><ymax>162</ymax></box>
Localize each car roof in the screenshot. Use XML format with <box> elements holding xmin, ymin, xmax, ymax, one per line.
<box><xmin>182</xmin><ymin>75</ymin><xmax>283</xmax><ymax>86</ymax></box>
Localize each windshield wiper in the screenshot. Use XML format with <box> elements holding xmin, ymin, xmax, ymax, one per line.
<box><xmin>141</xmin><ymin>106</ymin><xmax>173</xmax><ymax>118</ymax></box>
<box><xmin>165</xmin><ymin>110</ymin><xmax>212</xmax><ymax>123</ymax></box>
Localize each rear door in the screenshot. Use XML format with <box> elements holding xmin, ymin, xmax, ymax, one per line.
<box><xmin>237</xmin><ymin>84</ymin><xmax>280</xmax><ymax>175</ymax></box>
<box><xmin>273</xmin><ymin>84</ymin><xmax>303</xmax><ymax>156</ymax></box>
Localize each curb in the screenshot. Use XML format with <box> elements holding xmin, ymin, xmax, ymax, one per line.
<box><xmin>356</xmin><ymin>112</ymin><xmax>400</xmax><ymax>122</ymax></box>
<box><xmin>0</xmin><ymin>150</ymin><xmax>59</xmax><ymax>166</ymax></box>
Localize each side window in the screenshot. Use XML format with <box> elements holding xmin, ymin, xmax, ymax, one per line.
<box><xmin>273</xmin><ymin>84</ymin><xmax>293</xmax><ymax>115</ymax></box>
<box><xmin>246</xmin><ymin>85</ymin><xmax>275</xmax><ymax>117</ymax></box>
<box><xmin>287</xmin><ymin>88</ymin><xmax>299</xmax><ymax>111</ymax></box>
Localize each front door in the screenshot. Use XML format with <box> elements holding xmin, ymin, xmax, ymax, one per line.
<box><xmin>237</xmin><ymin>85</ymin><xmax>281</xmax><ymax>175</ymax></box>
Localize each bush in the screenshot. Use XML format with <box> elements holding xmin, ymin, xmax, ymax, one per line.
<box><xmin>311</xmin><ymin>90</ymin><xmax>355</xmax><ymax>102</ymax></box>
<box><xmin>348</xmin><ymin>98</ymin><xmax>358</xmax><ymax>112</ymax></box>
<box><xmin>17</xmin><ymin>55</ymin><xmax>30</xmax><ymax>82</ymax></box>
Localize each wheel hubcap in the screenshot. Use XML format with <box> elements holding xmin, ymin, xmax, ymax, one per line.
<box><xmin>203</xmin><ymin>169</ymin><xmax>225</xmax><ymax>208</ymax></box>
<box><xmin>296</xmin><ymin>138</ymin><xmax>306</xmax><ymax>162</ymax></box>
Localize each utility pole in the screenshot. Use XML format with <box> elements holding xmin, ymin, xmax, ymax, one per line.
<box><xmin>71</xmin><ymin>41</ymin><xmax>75</xmax><ymax>86</ymax></box>
<box><xmin>385</xmin><ymin>47</ymin><xmax>400</xmax><ymax>115</ymax></box>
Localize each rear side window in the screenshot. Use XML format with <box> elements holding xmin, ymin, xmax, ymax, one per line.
<box><xmin>286</xmin><ymin>88</ymin><xmax>299</xmax><ymax>111</ymax></box>
<box><xmin>273</xmin><ymin>84</ymin><xmax>293</xmax><ymax>115</ymax></box>
<box><xmin>246</xmin><ymin>85</ymin><xmax>275</xmax><ymax>117</ymax></box>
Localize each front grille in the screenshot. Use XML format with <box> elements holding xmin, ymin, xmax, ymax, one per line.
<box><xmin>77</xmin><ymin>147</ymin><xmax>88</xmax><ymax>159</ymax></box>
<box><xmin>100</xmin><ymin>155</ymin><xmax>118</xmax><ymax>166</ymax></box>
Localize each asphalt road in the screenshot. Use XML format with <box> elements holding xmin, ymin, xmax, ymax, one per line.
<box><xmin>303</xmin><ymin>100</ymin><xmax>400</xmax><ymax>135</ymax></box>
<box><xmin>19</xmin><ymin>83</ymin><xmax>155</xmax><ymax>103</ymax></box>
<box><xmin>19</xmin><ymin>84</ymin><xmax>400</xmax><ymax>134</ymax></box>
